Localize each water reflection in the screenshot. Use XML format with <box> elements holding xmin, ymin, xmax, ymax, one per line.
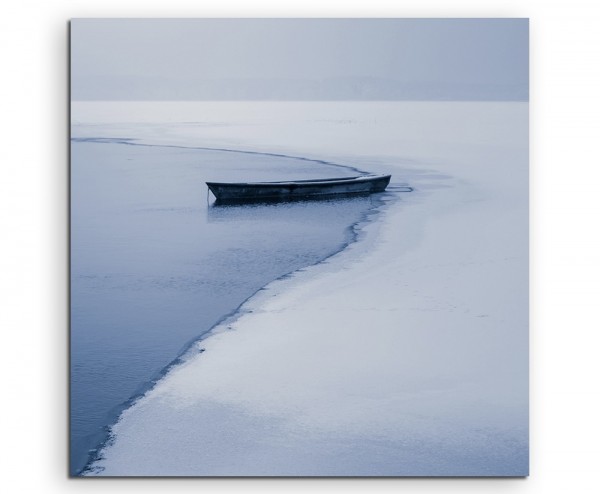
<box><xmin>207</xmin><ymin>194</ymin><xmax>380</xmax><ymax>223</ymax></box>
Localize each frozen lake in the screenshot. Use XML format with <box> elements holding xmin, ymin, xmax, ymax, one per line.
<box><xmin>72</xmin><ymin>101</ymin><xmax>527</xmax><ymax>477</ymax></box>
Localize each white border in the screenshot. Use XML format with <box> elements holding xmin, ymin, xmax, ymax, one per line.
<box><xmin>2</xmin><ymin>1</ymin><xmax>599</xmax><ymax>492</ymax></box>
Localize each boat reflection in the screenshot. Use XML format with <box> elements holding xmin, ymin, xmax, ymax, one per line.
<box><xmin>206</xmin><ymin>193</ymin><xmax>382</xmax><ymax>224</ymax></box>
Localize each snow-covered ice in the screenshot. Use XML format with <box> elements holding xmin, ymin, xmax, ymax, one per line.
<box><xmin>75</xmin><ymin>101</ymin><xmax>528</xmax><ymax>476</ymax></box>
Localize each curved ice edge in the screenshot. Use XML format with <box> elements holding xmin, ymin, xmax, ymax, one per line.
<box><xmin>70</xmin><ymin>136</ymin><xmax>368</xmax><ymax>176</ymax></box>
<box><xmin>75</xmin><ymin>136</ymin><xmax>401</xmax><ymax>474</ymax></box>
<box><xmin>81</xmin><ymin>187</ymin><xmax>400</xmax><ymax>476</ymax></box>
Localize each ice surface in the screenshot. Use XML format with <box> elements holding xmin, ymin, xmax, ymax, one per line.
<box><xmin>76</xmin><ymin>101</ymin><xmax>528</xmax><ymax>476</ymax></box>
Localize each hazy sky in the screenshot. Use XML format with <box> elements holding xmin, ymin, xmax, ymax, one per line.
<box><xmin>71</xmin><ymin>18</ymin><xmax>528</xmax><ymax>100</ymax></box>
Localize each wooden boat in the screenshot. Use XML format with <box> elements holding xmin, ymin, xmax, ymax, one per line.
<box><xmin>206</xmin><ymin>174</ymin><xmax>392</xmax><ymax>204</ymax></box>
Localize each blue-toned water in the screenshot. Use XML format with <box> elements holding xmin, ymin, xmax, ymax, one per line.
<box><xmin>70</xmin><ymin>139</ymin><xmax>382</xmax><ymax>475</ymax></box>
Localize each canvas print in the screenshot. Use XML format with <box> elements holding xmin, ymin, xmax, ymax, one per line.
<box><xmin>70</xmin><ymin>18</ymin><xmax>529</xmax><ymax>476</ymax></box>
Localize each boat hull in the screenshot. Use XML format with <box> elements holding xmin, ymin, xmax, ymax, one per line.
<box><xmin>207</xmin><ymin>174</ymin><xmax>391</xmax><ymax>204</ymax></box>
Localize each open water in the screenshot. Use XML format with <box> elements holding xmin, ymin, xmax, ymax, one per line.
<box><xmin>70</xmin><ymin>139</ymin><xmax>381</xmax><ymax>475</ymax></box>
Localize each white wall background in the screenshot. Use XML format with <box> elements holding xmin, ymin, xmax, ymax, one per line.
<box><xmin>1</xmin><ymin>0</ymin><xmax>599</xmax><ymax>492</ymax></box>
